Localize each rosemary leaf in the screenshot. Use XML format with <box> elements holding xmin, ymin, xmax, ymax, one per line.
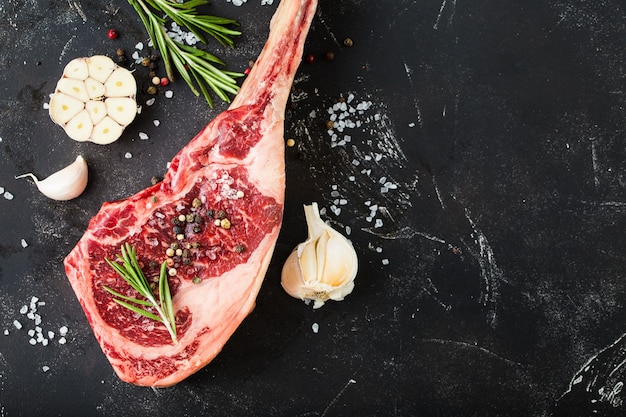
<box><xmin>128</xmin><ymin>0</ymin><xmax>243</xmax><ymax>106</ymax></box>
<box><xmin>104</xmin><ymin>243</ymin><xmax>178</xmax><ymax>344</ymax></box>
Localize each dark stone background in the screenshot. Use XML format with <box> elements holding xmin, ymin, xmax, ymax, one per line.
<box><xmin>0</xmin><ymin>0</ymin><xmax>624</xmax><ymax>415</ymax></box>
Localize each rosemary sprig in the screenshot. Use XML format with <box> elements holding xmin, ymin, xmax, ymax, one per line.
<box><xmin>103</xmin><ymin>243</ymin><xmax>178</xmax><ymax>344</ymax></box>
<box><xmin>128</xmin><ymin>0</ymin><xmax>243</xmax><ymax>106</ymax></box>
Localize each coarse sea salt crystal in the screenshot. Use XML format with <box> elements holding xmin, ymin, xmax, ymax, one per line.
<box><xmin>59</xmin><ymin>326</ymin><xmax>68</xmax><ymax>336</ymax></box>
<box><xmin>13</xmin><ymin>320</ymin><xmax>22</xmax><ymax>329</ymax></box>
<box><xmin>139</xmin><ymin>132</ymin><xmax>149</xmax><ymax>140</ymax></box>
<box><xmin>312</xmin><ymin>323</ymin><xmax>319</xmax><ymax>333</ymax></box>
<box><xmin>58</xmin><ymin>337</ymin><xmax>67</xmax><ymax>345</ymax></box>
<box><xmin>165</xmin><ymin>90</ymin><xmax>174</xmax><ymax>99</ymax></box>
<box><xmin>4</xmin><ymin>191</ymin><xmax>14</xmax><ymax>200</ymax></box>
<box><xmin>20</xmin><ymin>305</ymin><xmax>28</xmax><ymax>314</ymax></box>
<box><xmin>3</xmin><ymin>329</ymin><xmax>9</xmax><ymax>336</ymax></box>
<box><xmin>146</xmin><ymin>97</ymin><xmax>156</xmax><ymax>106</ymax></box>
<box><xmin>21</xmin><ymin>239</ymin><xmax>28</xmax><ymax>248</ymax></box>
<box><xmin>382</xmin><ymin>259</ymin><xmax>390</xmax><ymax>265</ymax></box>
<box><xmin>124</xmin><ymin>152</ymin><xmax>132</xmax><ymax>159</ymax></box>
<box><xmin>153</xmin><ymin>120</ymin><xmax>160</xmax><ymax>126</ymax></box>
<box><xmin>42</xmin><ymin>365</ymin><xmax>50</xmax><ymax>372</ymax></box>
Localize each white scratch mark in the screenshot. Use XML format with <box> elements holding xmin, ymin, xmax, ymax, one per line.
<box><xmin>59</xmin><ymin>35</ymin><xmax>77</xmax><ymax>64</ymax></box>
<box><xmin>315</xmin><ymin>10</ymin><xmax>340</xmax><ymax>47</ymax></box>
<box><xmin>432</xmin><ymin>174</ymin><xmax>446</xmax><ymax>210</ymax></box>
<box><xmin>67</xmin><ymin>0</ymin><xmax>87</xmax><ymax>22</ymax></box>
<box><xmin>433</xmin><ymin>0</ymin><xmax>456</xmax><ymax>30</ymax></box>
<box><xmin>403</xmin><ymin>62</ymin><xmax>423</xmax><ymax>128</ymax></box>
<box><xmin>462</xmin><ymin>209</ymin><xmax>503</xmax><ymax>328</ymax></box>
<box><xmin>590</xmin><ymin>137</ymin><xmax>600</xmax><ymax>189</ymax></box>
<box><xmin>320</xmin><ymin>378</ymin><xmax>357</xmax><ymax>417</ymax></box>
<box><xmin>421</xmin><ymin>338</ymin><xmax>521</xmax><ymax>366</ymax></box>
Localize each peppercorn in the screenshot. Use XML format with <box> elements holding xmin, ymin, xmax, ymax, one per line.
<box><xmin>186</xmin><ymin>214</ymin><xmax>195</xmax><ymax>223</ymax></box>
<box><xmin>182</xmin><ymin>249</ymin><xmax>190</xmax><ymax>258</ymax></box>
<box><xmin>220</xmin><ymin>218</ymin><xmax>231</xmax><ymax>229</ymax></box>
<box><xmin>150</xmin><ymin>54</ymin><xmax>159</xmax><ymax>61</ymax></box>
<box><xmin>216</xmin><ymin>210</ymin><xmax>226</xmax><ymax>220</ymax></box>
<box><xmin>149</xmin><ymin>261</ymin><xmax>159</xmax><ymax>269</ymax></box>
<box><xmin>151</xmin><ymin>176</ymin><xmax>161</xmax><ymax>185</ymax></box>
<box><xmin>324</xmin><ymin>51</ymin><xmax>335</xmax><ymax>62</ymax></box>
<box><xmin>141</xmin><ymin>57</ymin><xmax>151</xmax><ymax>67</ymax></box>
<box><xmin>160</xmin><ymin>77</ymin><xmax>169</xmax><ymax>87</ymax></box>
<box><xmin>107</xmin><ymin>29</ymin><xmax>119</xmax><ymax>40</ymax></box>
<box><xmin>193</xmin><ymin>276</ymin><xmax>202</xmax><ymax>284</ymax></box>
<box><xmin>192</xmin><ymin>198</ymin><xmax>202</xmax><ymax>208</ymax></box>
<box><xmin>325</xmin><ymin>120</ymin><xmax>335</xmax><ymax>130</ymax></box>
<box><xmin>286</xmin><ymin>138</ymin><xmax>295</xmax><ymax>147</ymax></box>
<box><xmin>183</xmin><ymin>258</ymin><xmax>191</xmax><ymax>266</ymax></box>
<box><xmin>235</xmin><ymin>244</ymin><xmax>245</xmax><ymax>253</ymax></box>
<box><xmin>147</xmin><ymin>85</ymin><xmax>157</xmax><ymax>95</ymax></box>
<box><xmin>175</xmin><ymin>248</ymin><xmax>183</xmax><ymax>256</ymax></box>
<box><xmin>173</xmin><ymin>226</ymin><xmax>183</xmax><ymax>235</ymax></box>
<box><xmin>343</xmin><ymin>37</ymin><xmax>353</xmax><ymax>47</ymax></box>
<box><xmin>116</xmin><ymin>48</ymin><xmax>125</xmax><ymax>57</ymax></box>
<box><xmin>166</xmin><ymin>248</ymin><xmax>175</xmax><ymax>257</ymax></box>
<box><xmin>149</xmin><ymin>62</ymin><xmax>158</xmax><ymax>70</ymax></box>
<box><xmin>206</xmin><ymin>209</ymin><xmax>215</xmax><ymax>218</ymax></box>
<box><xmin>151</xmin><ymin>76</ymin><xmax>160</xmax><ymax>85</ymax></box>
<box><xmin>149</xmin><ymin>71</ymin><xmax>157</xmax><ymax>79</ymax></box>
<box><xmin>170</xmin><ymin>242</ymin><xmax>179</xmax><ymax>250</ymax></box>
<box><xmin>178</xmin><ymin>215</ymin><xmax>187</xmax><ymax>222</ymax></box>
<box><xmin>305</xmin><ymin>53</ymin><xmax>315</xmax><ymax>64</ymax></box>
<box><xmin>193</xmin><ymin>225</ymin><xmax>201</xmax><ymax>233</ymax></box>
<box><xmin>192</xmin><ymin>242</ymin><xmax>201</xmax><ymax>249</ymax></box>
<box><xmin>194</xmin><ymin>215</ymin><xmax>203</xmax><ymax>224</ymax></box>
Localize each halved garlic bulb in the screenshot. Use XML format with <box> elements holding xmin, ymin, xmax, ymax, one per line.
<box><xmin>15</xmin><ymin>155</ymin><xmax>88</xmax><ymax>201</ymax></box>
<box><xmin>281</xmin><ymin>202</ymin><xmax>358</xmax><ymax>309</ymax></box>
<box><xmin>49</xmin><ymin>56</ymin><xmax>137</xmax><ymax>144</ymax></box>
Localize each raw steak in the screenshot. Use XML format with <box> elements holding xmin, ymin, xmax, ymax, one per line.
<box><xmin>64</xmin><ymin>0</ymin><xmax>317</xmax><ymax>387</ymax></box>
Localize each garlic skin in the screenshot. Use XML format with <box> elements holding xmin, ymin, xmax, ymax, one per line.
<box><xmin>281</xmin><ymin>202</ymin><xmax>358</xmax><ymax>309</ymax></box>
<box><xmin>15</xmin><ymin>155</ymin><xmax>88</xmax><ymax>201</ymax></box>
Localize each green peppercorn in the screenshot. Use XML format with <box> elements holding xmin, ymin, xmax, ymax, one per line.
<box><xmin>235</xmin><ymin>244</ymin><xmax>245</xmax><ymax>253</ymax></box>
<box><xmin>192</xmin><ymin>277</ymin><xmax>202</xmax><ymax>284</ymax></box>
<box><xmin>183</xmin><ymin>258</ymin><xmax>191</xmax><ymax>266</ymax></box>
<box><xmin>147</xmin><ymin>85</ymin><xmax>157</xmax><ymax>95</ymax></box>
<box><xmin>149</xmin><ymin>261</ymin><xmax>159</xmax><ymax>269</ymax></box>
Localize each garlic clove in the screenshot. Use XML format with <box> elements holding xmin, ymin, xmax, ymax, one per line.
<box><xmin>281</xmin><ymin>202</ymin><xmax>358</xmax><ymax>309</ymax></box>
<box><xmin>15</xmin><ymin>155</ymin><xmax>88</xmax><ymax>201</ymax></box>
<box><xmin>63</xmin><ymin>58</ymin><xmax>89</xmax><ymax>80</ymax></box>
<box><xmin>64</xmin><ymin>109</ymin><xmax>94</xmax><ymax>142</ymax></box>
<box><xmin>86</xmin><ymin>55</ymin><xmax>116</xmax><ymax>83</ymax></box>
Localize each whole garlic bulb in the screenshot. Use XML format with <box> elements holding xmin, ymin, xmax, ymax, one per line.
<box><xmin>281</xmin><ymin>202</ymin><xmax>358</xmax><ymax>309</ymax></box>
<box><xmin>15</xmin><ymin>155</ymin><xmax>88</xmax><ymax>201</ymax></box>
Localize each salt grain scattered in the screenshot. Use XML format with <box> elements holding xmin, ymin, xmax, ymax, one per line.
<box><xmin>59</xmin><ymin>326</ymin><xmax>68</xmax><ymax>336</ymax></box>
<box><xmin>4</xmin><ymin>191</ymin><xmax>14</xmax><ymax>200</ymax></box>
<box><xmin>20</xmin><ymin>238</ymin><xmax>28</xmax><ymax>248</ymax></box>
<box><xmin>124</xmin><ymin>152</ymin><xmax>133</xmax><ymax>159</ymax></box>
<box><xmin>20</xmin><ymin>305</ymin><xmax>28</xmax><ymax>314</ymax></box>
<box><xmin>146</xmin><ymin>98</ymin><xmax>156</xmax><ymax>106</ymax></box>
<box><xmin>3</xmin><ymin>329</ymin><xmax>9</xmax><ymax>336</ymax></box>
<box><xmin>165</xmin><ymin>90</ymin><xmax>174</xmax><ymax>99</ymax></box>
<box><xmin>382</xmin><ymin>259</ymin><xmax>390</xmax><ymax>265</ymax></box>
<box><xmin>138</xmin><ymin>132</ymin><xmax>149</xmax><ymax>140</ymax></box>
<box><xmin>312</xmin><ymin>323</ymin><xmax>319</xmax><ymax>333</ymax></box>
<box><xmin>58</xmin><ymin>337</ymin><xmax>67</xmax><ymax>345</ymax></box>
<box><xmin>153</xmin><ymin>120</ymin><xmax>160</xmax><ymax>126</ymax></box>
<box><xmin>42</xmin><ymin>365</ymin><xmax>50</xmax><ymax>372</ymax></box>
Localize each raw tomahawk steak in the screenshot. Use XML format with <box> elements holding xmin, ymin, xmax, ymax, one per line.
<box><xmin>64</xmin><ymin>0</ymin><xmax>317</xmax><ymax>387</ymax></box>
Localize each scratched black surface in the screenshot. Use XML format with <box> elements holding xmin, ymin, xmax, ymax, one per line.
<box><xmin>1</xmin><ymin>0</ymin><xmax>625</xmax><ymax>416</ymax></box>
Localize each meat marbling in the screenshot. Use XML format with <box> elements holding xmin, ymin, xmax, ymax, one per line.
<box><xmin>63</xmin><ymin>0</ymin><xmax>318</xmax><ymax>387</ymax></box>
